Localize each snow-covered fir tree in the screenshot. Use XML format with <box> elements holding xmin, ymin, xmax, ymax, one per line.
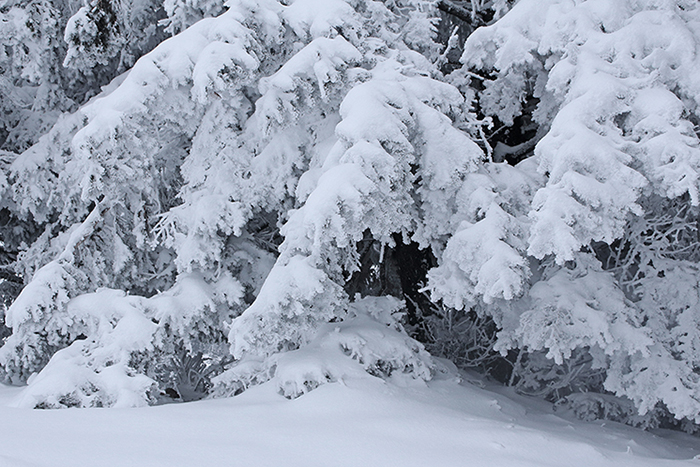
<box><xmin>436</xmin><ymin>0</ymin><xmax>700</xmax><ymax>427</ymax></box>
<box><xmin>0</xmin><ymin>0</ymin><xmax>456</xmax><ymax>407</ymax></box>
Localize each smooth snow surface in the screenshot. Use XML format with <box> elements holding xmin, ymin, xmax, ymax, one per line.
<box><xmin>0</xmin><ymin>373</ymin><xmax>698</xmax><ymax>467</ymax></box>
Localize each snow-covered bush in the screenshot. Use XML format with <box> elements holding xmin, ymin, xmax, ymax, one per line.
<box><xmin>8</xmin><ymin>272</ymin><xmax>242</xmax><ymax>408</ymax></box>
<box><xmin>213</xmin><ymin>296</ymin><xmax>434</xmax><ymax>399</ymax></box>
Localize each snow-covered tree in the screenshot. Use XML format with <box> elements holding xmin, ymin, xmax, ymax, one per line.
<box><xmin>0</xmin><ymin>0</ymin><xmax>466</xmax><ymax>407</ymax></box>
<box><xmin>436</xmin><ymin>0</ymin><xmax>700</xmax><ymax>426</ymax></box>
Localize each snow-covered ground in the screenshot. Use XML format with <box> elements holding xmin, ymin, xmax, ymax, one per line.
<box><xmin>1</xmin><ymin>371</ymin><xmax>699</xmax><ymax>467</ymax></box>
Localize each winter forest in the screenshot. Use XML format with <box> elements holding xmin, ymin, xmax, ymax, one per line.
<box><xmin>3</xmin><ymin>0</ymin><xmax>700</xmax><ymax>464</ymax></box>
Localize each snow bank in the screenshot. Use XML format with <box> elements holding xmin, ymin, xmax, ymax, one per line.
<box><xmin>0</xmin><ymin>374</ymin><xmax>698</xmax><ymax>467</ymax></box>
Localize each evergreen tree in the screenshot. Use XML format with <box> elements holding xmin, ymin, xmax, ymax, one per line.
<box><xmin>439</xmin><ymin>0</ymin><xmax>700</xmax><ymax>427</ymax></box>
<box><xmin>1</xmin><ymin>0</ymin><xmax>457</xmax><ymax>407</ymax></box>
